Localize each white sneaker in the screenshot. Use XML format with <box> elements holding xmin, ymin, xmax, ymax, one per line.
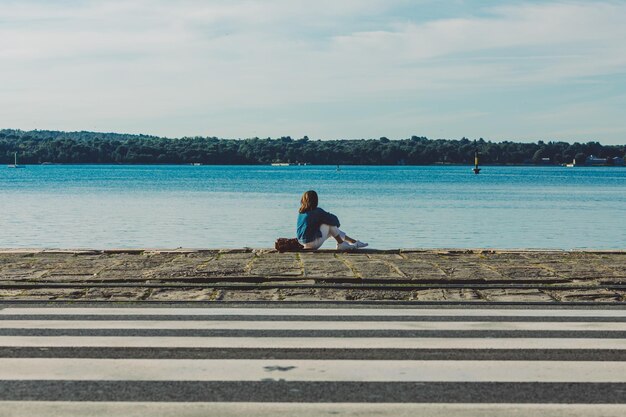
<box><xmin>336</xmin><ymin>241</ymin><xmax>354</xmax><ymax>251</ymax></box>
<box><xmin>354</xmin><ymin>240</ymin><xmax>369</xmax><ymax>248</ymax></box>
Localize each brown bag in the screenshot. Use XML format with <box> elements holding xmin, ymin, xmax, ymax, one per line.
<box><xmin>275</xmin><ymin>238</ymin><xmax>304</xmax><ymax>253</ymax></box>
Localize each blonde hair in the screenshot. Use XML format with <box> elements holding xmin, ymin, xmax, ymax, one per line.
<box><xmin>299</xmin><ymin>190</ymin><xmax>318</xmax><ymax>213</ymax></box>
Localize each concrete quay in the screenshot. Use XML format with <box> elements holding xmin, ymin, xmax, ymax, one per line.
<box><xmin>0</xmin><ymin>248</ymin><xmax>625</xmax><ymax>303</ymax></box>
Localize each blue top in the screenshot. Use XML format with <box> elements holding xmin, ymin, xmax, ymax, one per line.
<box><xmin>297</xmin><ymin>207</ymin><xmax>340</xmax><ymax>243</ymax></box>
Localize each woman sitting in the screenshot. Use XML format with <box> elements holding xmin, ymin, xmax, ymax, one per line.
<box><xmin>297</xmin><ymin>190</ymin><xmax>368</xmax><ymax>251</ymax></box>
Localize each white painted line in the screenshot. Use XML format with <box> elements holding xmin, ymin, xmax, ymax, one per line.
<box><xmin>3</xmin><ymin>308</ymin><xmax>626</xmax><ymax>317</ymax></box>
<box><xmin>1</xmin><ymin>320</ymin><xmax>624</xmax><ymax>331</ymax></box>
<box><xmin>1</xmin><ymin>359</ymin><xmax>625</xmax><ymax>382</ymax></box>
<box><xmin>1</xmin><ymin>403</ymin><xmax>625</xmax><ymax>417</ymax></box>
<box><xmin>0</xmin><ymin>336</ymin><xmax>625</xmax><ymax>349</ymax></box>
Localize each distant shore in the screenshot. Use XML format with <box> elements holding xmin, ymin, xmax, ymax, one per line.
<box><xmin>6</xmin><ymin>162</ymin><xmax>626</xmax><ymax>167</ymax></box>
<box><xmin>3</xmin><ymin>129</ymin><xmax>624</xmax><ymax>166</ymax></box>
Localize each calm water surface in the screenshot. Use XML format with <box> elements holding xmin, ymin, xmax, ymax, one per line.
<box><xmin>0</xmin><ymin>165</ymin><xmax>624</xmax><ymax>249</ymax></box>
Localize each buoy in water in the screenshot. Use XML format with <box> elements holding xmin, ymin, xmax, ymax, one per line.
<box><xmin>473</xmin><ymin>149</ymin><xmax>481</xmax><ymax>174</ymax></box>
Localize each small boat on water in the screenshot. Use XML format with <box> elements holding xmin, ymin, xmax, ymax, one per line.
<box><xmin>8</xmin><ymin>152</ymin><xmax>24</xmax><ymax>169</ymax></box>
<box><xmin>270</xmin><ymin>162</ymin><xmax>309</xmax><ymax>166</ymax></box>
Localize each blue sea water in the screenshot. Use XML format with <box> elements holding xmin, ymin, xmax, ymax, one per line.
<box><xmin>0</xmin><ymin>165</ymin><xmax>624</xmax><ymax>249</ymax></box>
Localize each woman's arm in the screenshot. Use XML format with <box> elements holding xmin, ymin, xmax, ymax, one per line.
<box><xmin>317</xmin><ymin>208</ymin><xmax>340</xmax><ymax>227</ymax></box>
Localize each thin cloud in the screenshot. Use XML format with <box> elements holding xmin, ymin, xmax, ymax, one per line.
<box><xmin>0</xmin><ymin>1</ymin><xmax>625</xmax><ymax>143</ymax></box>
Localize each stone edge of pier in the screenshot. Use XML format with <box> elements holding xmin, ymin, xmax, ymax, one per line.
<box><xmin>0</xmin><ymin>248</ymin><xmax>625</xmax><ymax>303</ymax></box>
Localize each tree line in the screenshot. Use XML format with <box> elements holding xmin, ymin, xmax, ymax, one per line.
<box><xmin>1</xmin><ymin>129</ymin><xmax>625</xmax><ymax>165</ymax></box>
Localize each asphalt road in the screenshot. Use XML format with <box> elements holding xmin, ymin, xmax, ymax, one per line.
<box><xmin>0</xmin><ymin>301</ymin><xmax>625</xmax><ymax>417</ymax></box>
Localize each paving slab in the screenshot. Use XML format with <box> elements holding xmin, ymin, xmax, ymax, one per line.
<box><xmin>477</xmin><ymin>289</ymin><xmax>556</xmax><ymax>303</ymax></box>
<box><xmin>526</xmin><ymin>260</ymin><xmax>620</xmax><ymax>280</ymax></box>
<box><xmin>142</xmin><ymin>253</ymin><xmax>217</xmax><ymax>281</ymax></box>
<box><xmin>390</xmin><ymin>260</ymin><xmax>448</xmax><ymax>281</ymax></box>
<box><xmin>335</xmin><ymin>253</ymin><xmax>403</xmax><ymax>280</ymax></box>
<box><xmin>148</xmin><ymin>288</ymin><xmax>222</xmax><ymax>301</ymax></box>
<box><xmin>247</xmin><ymin>252</ymin><xmax>303</xmax><ymax>278</ymax></box>
<box><xmin>194</xmin><ymin>252</ymin><xmax>256</xmax><ymax>278</ymax></box>
<box><xmin>553</xmin><ymin>289</ymin><xmax>624</xmax><ymax>303</ymax></box>
<box><xmin>413</xmin><ymin>289</ymin><xmax>482</xmax><ymax>302</ymax></box>
<box><xmin>299</xmin><ymin>252</ymin><xmax>354</xmax><ymax>279</ymax></box>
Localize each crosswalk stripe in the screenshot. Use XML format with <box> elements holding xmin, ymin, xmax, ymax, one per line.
<box><xmin>1</xmin><ymin>402</ymin><xmax>625</xmax><ymax>417</ymax></box>
<box><xmin>2</xmin><ymin>380</ymin><xmax>624</xmax><ymax>404</ymax></box>
<box><xmin>3</xmin><ymin>307</ymin><xmax>626</xmax><ymax>317</ymax></box>
<box><xmin>1</xmin><ymin>320</ymin><xmax>624</xmax><ymax>331</ymax></box>
<box><xmin>1</xmin><ymin>336</ymin><xmax>625</xmax><ymax>349</ymax></box>
<box><xmin>3</xmin><ymin>347</ymin><xmax>624</xmax><ymax>361</ymax></box>
<box><xmin>1</xmin><ymin>358</ymin><xmax>625</xmax><ymax>382</ymax></box>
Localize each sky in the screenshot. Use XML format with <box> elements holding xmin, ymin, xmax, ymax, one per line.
<box><xmin>1</xmin><ymin>0</ymin><xmax>625</xmax><ymax>144</ymax></box>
